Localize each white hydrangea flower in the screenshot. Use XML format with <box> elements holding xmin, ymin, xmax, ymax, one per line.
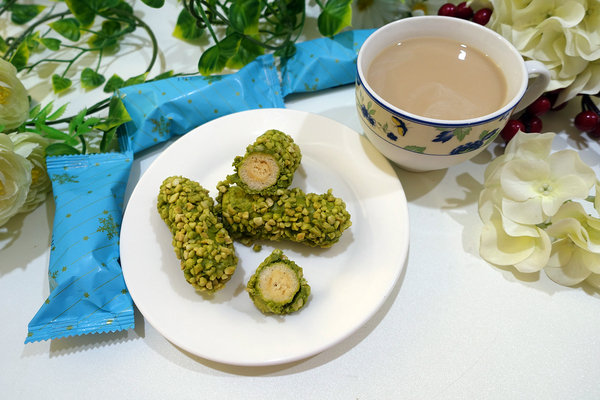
<box><xmin>544</xmin><ymin>202</ymin><xmax>600</xmax><ymax>285</ymax></box>
<box><xmin>483</xmin><ymin>131</ymin><xmax>555</xmax><ymax>188</ymax></box>
<box><xmin>479</xmin><ymin>189</ymin><xmax>551</xmax><ymax>272</ymax></box>
<box><xmin>499</xmin><ymin>149</ymin><xmax>596</xmax><ymax>225</ymax></box>
<box><xmin>9</xmin><ymin>132</ymin><xmax>51</xmax><ymax>213</ymax></box>
<box><xmin>0</xmin><ymin>134</ymin><xmax>32</xmax><ymax>226</ymax></box>
<box><xmin>0</xmin><ymin>58</ymin><xmax>29</xmax><ymax>131</ymax></box>
<box><xmin>469</xmin><ymin>0</ymin><xmax>600</xmax><ymax>104</ymax></box>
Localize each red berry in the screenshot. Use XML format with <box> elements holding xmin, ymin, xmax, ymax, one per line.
<box><xmin>588</xmin><ymin>123</ymin><xmax>600</xmax><ymax>139</ymax></box>
<box><xmin>521</xmin><ymin>114</ymin><xmax>543</xmax><ymax>133</ymax></box>
<box><xmin>500</xmin><ymin>119</ymin><xmax>525</xmax><ymax>143</ymax></box>
<box><xmin>472</xmin><ymin>8</ymin><xmax>492</xmax><ymax>25</ymax></box>
<box><xmin>438</xmin><ymin>3</ymin><xmax>457</xmax><ymax>17</ymax></box>
<box><xmin>455</xmin><ymin>2</ymin><xmax>474</xmax><ymax>19</ymax></box>
<box><xmin>574</xmin><ymin>110</ymin><xmax>599</xmax><ymax>132</ymax></box>
<box><xmin>526</xmin><ymin>96</ymin><xmax>552</xmax><ymax>116</ymax></box>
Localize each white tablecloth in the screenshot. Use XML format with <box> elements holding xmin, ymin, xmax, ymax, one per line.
<box><xmin>2</xmin><ymin>2</ymin><xmax>600</xmax><ymax>399</ymax></box>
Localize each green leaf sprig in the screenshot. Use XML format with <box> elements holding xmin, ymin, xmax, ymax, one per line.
<box><xmin>178</xmin><ymin>0</ymin><xmax>353</xmax><ymax>75</ymax></box>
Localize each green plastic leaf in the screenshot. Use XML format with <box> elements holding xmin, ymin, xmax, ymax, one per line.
<box><xmin>47</xmin><ymin>104</ymin><xmax>69</xmax><ymax>121</ymax></box>
<box><xmin>152</xmin><ymin>70</ymin><xmax>174</xmax><ymax>81</ymax></box>
<box><xmin>9</xmin><ymin>41</ymin><xmax>30</xmax><ymax>70</ymax></box>
<box><xmin>100</xmin><ymin>126</ymin><xmax>118</xmax><ymax>152</ymax></box>
<box><xmin>52</xmin><ymin>74</ymin><xmax>72</xmax><ymax>93</ymax></box>
<box><xmin>65</xmin><ymin>0</ymin><xmax>95</xmax><ymax>27</ymax></box>
<box><xmin>81</xmin><ymin>68</ymin><xmax>106</xmax><ymax>89</ymax></box>
<box><xmin>9</xmin><ymin>4</ymin><xmax>46</xmax><ymax>25</ymax></box>
<box><xmin>173</xmin><ymin>8</ymin><xmax>203</xmax><ymax>40</ymax></box>
<box><xmin>198</xmin><ymin>35</ymin><xmax>240</xmax><ymax>75</ymax></box>
<box><xmin>228</xmin><ymin>0</ymin><xmax>261</xmax><ymax>35</ymax></box>
<box><xmin>29</xmin><ymin>104</ymin><xmax>42</xmax><ymax>119</ymax></box>
<box><xmin>227</xmin><ymin>36</ymin><xmax>264</xmax><ymax>69</ymax></box>
<box><xmin>103</xmin><ymin>74</ymin><xmax>125</xmax><ymax>92</ymax></box>
<box><xmin>141</xmin><ymin>0</ymin><xmax>165</xmax><ymax>8</ymax></box>
<box><xmin>41</xmin><ymin>38</ymin><xmax>61</xmax><ymax>51</ymax></box>
<box><xmin>38</xmin><ymin>124</ymin><xmax>78</xmax><ymax>145</ymax></box>
<box><xmin>49</xmin><ymin>18</ymin><xmax>81</xmax><ymax>41</ymax></box>
<box><xmin>0</xmin><ymin>35</ymin><xmax>7</xmax><ymax>53</ymax></box>
<box><xmin>94</xmin><ymin>96</ymin><xmax>131</xmax><ymax>131</ymax></box>
<box><xmin>45</xmin><ymin>143</ymin><xmax>80</xmax><ymax>156</ymax></box>
<box><xmin>123</xmin><ymin>72</ymin><xmax>148</xmax><ymax>87</ymax></box>
<box><xmin>318</xmin><ymin>0</ymin><xmax>352</xmax><ymax>37</ymax></box>
<box><xmin>274</xmin><ymin>42</ymin><xmax>296</xmax><ymax>59</ymax></box>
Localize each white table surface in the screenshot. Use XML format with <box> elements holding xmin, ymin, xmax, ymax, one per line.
<box><xmin>2</xmin><ymin>2</ymin><xmax>600</xmax><ymax>399</ymax></box>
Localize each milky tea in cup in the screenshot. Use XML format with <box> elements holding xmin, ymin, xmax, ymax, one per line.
<box><xmin>355</xmin><ymin>16</ymin><xmax>550</xmax><ymax>172</ymax></box>
<box><xmin>366</xmin><ymin>36</ymin><xmax>508</xmax><ymax>121</ymax></box>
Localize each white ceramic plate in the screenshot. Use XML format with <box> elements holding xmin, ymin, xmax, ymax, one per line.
<box><xmin>120</xmin><ymin>108</ymin><xmax>409</xmax><ymax>366</ymax></box>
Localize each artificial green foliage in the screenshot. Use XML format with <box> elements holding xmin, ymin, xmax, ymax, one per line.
<box><xmin>186</xmin><ymin>0</ymin><xmax>355</xmax><ymax>75</ymax></box>
<box><xmin>52</xmin><ymin>74</ymin><xmax>72</xmax><ymax>94</ymax></box>
<box><xmin>81</xmin><ymin>68</ymin><xmax>106</xmax><ymax>89</ymax></box>
<box><xmin>173</xmin><ymin>8</ymin><xmax>204</xmax><ymax>40</ymax></box>
<box><xmin>0</xmin><ymin>0</ymin><xmax>356</xmax><ymax>156</ymax></box>
<box><xmin>317</xmin><ymin>0</ymin><xmax>352</xmax><ymax>37</ymax></box>
<box><xmin>49</xmin><ymin>18</ymin><xmax>82</xmax><ymax>41</ymax></box>
<box><xmin>9</xmin><ymin>4</ymin><xmax>46</xmax><ymax>25</ymax></box>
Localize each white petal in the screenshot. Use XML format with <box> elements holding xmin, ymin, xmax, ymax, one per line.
<box><xmin>502</xmin><ymin>196</ymin><xmax>545</xmax><ymax>225</ymax></box>
<box><xmin>549</xmin><ymin>150</ymin><xmax>596</xmax><ymax>191</ymax></box>
<box><xmin>584</xmin><ymin>273</ymin><xmax>600</xmax><ymax>289</ymax></box>
<box><xmin>544</xmin><ymin>240</ymin><xmax>591</xmax><ymax>286</ymax></box>
<box><xmin>513</xmin><ymin>228</ymin><xmax>552</xmax><ymax>273</ymax></box>
<box><xmin>501</xmin><ymin>159</ymin><xmax>550</xmax><ymax>201</ymax></box>
<box><xmin>479</xmin><ymin>208</ymin><xmax>549</xmax><ymax>271</ymax></box>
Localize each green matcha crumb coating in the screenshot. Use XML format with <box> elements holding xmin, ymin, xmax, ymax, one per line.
<box><xmin>157</xmin><ymin>176</ymin><xmax>238</xmax><ymax>293</ymax></box>
<box><xmin>246</xmin><ymin>249</ymin><xmax>310</xmax><ymax>315</ymax></box>
<box><xmin>228</xmin><ymin>129</ymin><xmax>302</xmax><ymax>195</ymax></box>
<box><xmin>216</xmin><ymin>180</ymin><xmax>352</xmax><ymax>248</ymax></box>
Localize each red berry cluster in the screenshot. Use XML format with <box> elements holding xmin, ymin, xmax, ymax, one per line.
<box><xmin>574</xmin><ymin>95</ymin><xmax>600</xmax><ymax>139</ymax></box>
<box><xmin>438</xmin><ymin>2</ymin><xmax>492</xmax><ymax>25</ymax></box>
<box><xmin>499</xmin><ymin>92</ymin><xmax>563</xmax><ymax>144</ymax></box>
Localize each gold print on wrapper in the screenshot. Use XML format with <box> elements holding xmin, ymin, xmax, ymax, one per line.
<box><xmin>97</xmin><ymin>214</ymin><xmax>119</xmax><ymax>240</ymax></box>
<box><xmin>150</xmin><ymin>115</ymin><xmax>171</xmax><ymax>138</ymax></box>
<box><xmin>52</xmin><ymin>173</ymin><xmax>79</xmax><ymax>184</ymax></box>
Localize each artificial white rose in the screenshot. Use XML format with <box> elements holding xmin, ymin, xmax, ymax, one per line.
<box><xmin>469</xmin><ymin>0</ymin><xmax>600</xmax><ymax>104</ymax></box>
<box><xmin>9</xmin><ymin>132</ymin><xmax>51</xmax><ymax>213</ymax></box>
<box><xmin>0</xmin><ymin>58</ymin><xmax>29</xmax><ymax>131</ymax></box>
<box><xmin>0</xmin><ymin>134</ymin><xmax>32</xmax><ymax>227</ymax></box>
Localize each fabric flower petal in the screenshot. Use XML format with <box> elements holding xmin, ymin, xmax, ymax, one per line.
<box><xmin>544</xmin><ymin>239</ymin><xmax>593</xmax><ymax>286</ymax></box>
<box><xmin>480</xmin><ymin>206</ymin><xmax>550</xmax><ymax>272</ymax></box>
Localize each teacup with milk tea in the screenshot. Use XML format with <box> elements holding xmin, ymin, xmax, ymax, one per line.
<box><xmin>356</xmin><ymin>16</ymin><xmax>550</xmax><ymax>171</ymax></box>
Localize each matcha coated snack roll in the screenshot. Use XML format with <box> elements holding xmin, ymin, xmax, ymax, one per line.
<box><xmin>247</xmin><ymin>249</ymin><xmax>310</xmax><ymax>315</ymax></box>
<box><xmin>158</xmin><ymin>176</ymin><xmax>237</xmax><ymax>292</ymax></box>
<box><xmin>228</xmin><ymin>129</ymin><xmax>302</xmax><ymax>195</ymax></box>
<box><xmin>216</xmin><ymin>181</ymin><xmax>352</xmax><ymax>248</ymax></box>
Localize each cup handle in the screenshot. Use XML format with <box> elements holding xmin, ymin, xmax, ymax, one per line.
<box><xmin>513</xmin><ymin>60</ymin><xmax>551</xmax><ymax>113</ymax></box>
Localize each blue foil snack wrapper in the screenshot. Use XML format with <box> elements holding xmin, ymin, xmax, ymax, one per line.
<box><xmin>280</xmin><ymin>29</ymin><xmax>375</xmax><ymax>97</ymax></box>
<box><xmin>25</xmin><ymin>134</ymin><xmax>135</xmax><ymax>343</ymax></box>
<box><xmin>119</xmin><ymin>53</ymin><xmax>284</xmax><ymax>154</ymax></box>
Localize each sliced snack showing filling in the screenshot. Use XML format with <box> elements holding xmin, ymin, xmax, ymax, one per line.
<box><xmin>247</xmin><ymin>249</ymin><xmax>310</xmax><ymax>315</ymax></box>
<box><xmin>216</xmin><ymin>181</ymin><xmax>352</xmax><ymax>248</ymax></box>
<box><xmin>157</xmin><ymin>176</ymin><xmax>238</xmax><ymax>293</ymax></box>
<box><xmin>229</xmin><ymin>129</ymin><xmax>302</xmax><ymax>194</ymax></box>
